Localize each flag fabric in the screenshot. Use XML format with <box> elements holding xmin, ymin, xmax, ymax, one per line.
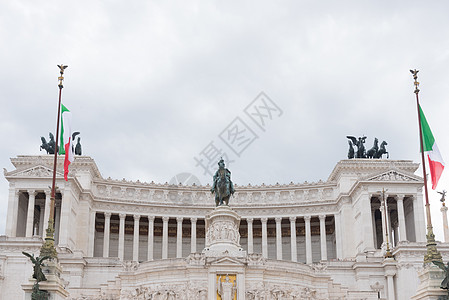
<box><xmin>419</xmin><ymin>105</ymin><xmax>445</xmax><ymax>190</ymax></box>
<box><xmin>59</xmin><ymin>104</ymin><xmax>73</xmax><ymax>181</ymax></box>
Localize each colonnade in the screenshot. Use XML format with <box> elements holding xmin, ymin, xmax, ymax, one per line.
<box><xmin>93</xmin><ymin>213</ymin><xmax>337</xmax><ymax>263</ymax></box>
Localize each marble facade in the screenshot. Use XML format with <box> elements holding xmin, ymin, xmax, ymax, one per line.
<box><xmin>1</xmin><ymin>155</ymin><xmax>448</xmax><ymax>299</ymax></box>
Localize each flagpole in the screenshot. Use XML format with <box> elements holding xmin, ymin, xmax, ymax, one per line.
<box><xmin>410</xmin><ymin>69</ymin><xmax>442</xmax><ymax>264</ymax></box>
<box><xmin>40</xmin><ymin>65</ymin><xmax>68</xmax><ymax>259</ymax></box>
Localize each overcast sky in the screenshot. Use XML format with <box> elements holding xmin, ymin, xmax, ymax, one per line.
<box><xmin>1</xmin><ymin>1</ymin><xmax>449</xmax><ymax>241</ymax></box>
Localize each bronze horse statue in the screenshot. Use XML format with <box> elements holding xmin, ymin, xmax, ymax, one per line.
<box><xmin>40</xmin><ymin>133</ymin><xmax>57</xmax><ymax>154</ymax></box>
<box><xmin>366</xmin><ymin>138</ymin><xmax>379</xmax><ymax>159</ymax></box>
<box><xmin>211</xmin><ymin>159</ymin><xmax>235</xmax><ymax>206</ymax></box>
<box><xmin>374</xmin><ymin>141</ymin><xmax>389</xmax><ymax>159</ymax></box>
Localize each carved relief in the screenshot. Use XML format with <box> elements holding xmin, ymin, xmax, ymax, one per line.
<box><xmin>368</xmin><ymin>170</ymin><xmax>418</xmax><ymax>182</ymax></box>
<box><xmin>120</xmin><ymin>282</ymin><xmax>207</xmax><ymax>300</ymax></box>
<box><xmin>206</xmin><ymin>221</ymin><xmax>240</xmax><ymax>245</ymax></box>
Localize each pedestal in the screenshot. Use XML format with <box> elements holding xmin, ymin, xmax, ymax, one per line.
<box><xmin>22</xmin><ymin>260</ymin><xmax>69</xmax><ymax>300</ymax></box>
<box><xmin>411</xmin><ymin>265</ymin><xmax>448</xmax><ymax>300</ymax></box>
<box><xmin>202</xmin><ymin>205</ymin><xmax>246</xmax><ymax>258</ymax></box>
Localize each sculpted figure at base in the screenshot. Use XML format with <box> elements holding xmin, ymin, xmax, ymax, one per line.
<box><xmin>218</xmin><ymin>275</ymin><xmax>237</xmax><ymax>300</ymax></box>
<box><xmin>211</xmin><ymin>159</ymin><xmax>235</xmax><ymax>206</ymax></box>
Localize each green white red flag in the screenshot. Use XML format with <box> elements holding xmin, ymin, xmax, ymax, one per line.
<box><xmin>58</xmin><ymin>104</ymin><xmax>74</xmax><ymax>181</ymax></box>
<box><xmin>419</xmin><ymin>105</ymin><xmax>445</xmax><ymax>190</ymax></box>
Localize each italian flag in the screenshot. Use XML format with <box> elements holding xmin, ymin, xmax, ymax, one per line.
<box><xmin>58</xmin><ymin>104</ymin><xmax>74</xmax><ymax>181</ymax></box>
<box><xmin>420</xmin><ymin>105</ymin><xmax>445</xmax><ymax>190</ymax></box>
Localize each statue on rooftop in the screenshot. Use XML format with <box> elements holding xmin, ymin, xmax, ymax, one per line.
<box><xmin>210</xmin><ymin>159</ymin><xmax>235</xmax><ymax>206</ymax></box>
<box><xmin>346</xmin><ymin>136</ymin><xmax>367</xmax><ymax>158</ymax></box>
<box><xmin>40</xmin><ymin>133</ymin><xmax>57</xmax><ymax>154</ymax></box>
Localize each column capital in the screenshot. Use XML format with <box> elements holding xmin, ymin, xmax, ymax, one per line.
<box><xmin>246</xmin><ymin>217</ymin><xmax>253</xmax><ymax>223</ymax></box>
<box><xmin>319</xmin><ymin>214</ymin><xmax>326</xmax><ymax>221</ymax></box>
<box><xmin>119</xmin><ymin>213</ymin><xmax>126</xmax><ymax>219</ymax></box>
<box><xmin>396</xmin><ymin>194</ymin><xmax>405</xmax><ymax>201</ymax></box>
<box><xmin>162</xmin><ymin>216</ymin><xmax>169</xmax><ymax>222</ymax></box>
<box><xmin>104</xmin><ymin>212</ymin><xmax>112</xmax><ymax>218</ymax></box>
<box><xmin>190</xmin><ymin>217</ymin><xmax>197</xmax><ymax>223</ymax></box>
<box><xmin>441</xmin><ymin>205</ymin><xmax>448</xmax><ymax>212</ymax></box>
<box><xmin>133</xmin><ymin>214</ymin><xmax>141</xmax><ymax>220</ymax></box>
<box><xmin>261</xmin><ymin>217</ymin><xmax>268</xmax><ymax>223</ymax></box>
<box><xmin>289</xmin><ymin>216</ymin><xmax>296</xmax><ymax>222</ymax></box>
<box><xmin>28</xmin><ymin>190</ymin><xmax>36</xmax><ymax>197</ymax></box>
<box><xmin>275</xmin><ymin>217</ymin><xmax>282</xmax><ymax>223</ymax></box>
<box><xmin>176</xmin><ymin>217</ymin><xmax>183</xmax><ymax>223</ymax></box>
<box><xmin>304</xmin><ymin>215</ymin><xmax>311</xmax><ymax>222</ymax></box>
<box><xmin>148</xmin><ymin>215</ymin><xmax>155</xmax><ymax>222</ymax></box>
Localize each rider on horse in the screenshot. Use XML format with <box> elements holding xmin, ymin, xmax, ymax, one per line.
<box><xmin>211</xmin><ymin>159</ymin><xmax>235</xmax><ymax>206</ymax></box>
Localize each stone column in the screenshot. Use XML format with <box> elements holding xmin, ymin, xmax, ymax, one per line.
<box><xmin>5</xmin><ymin>189</ymin><xmax>19</xmax><ymax>237</ymax></box>
<box><xmin>43</xmin><ymin>190</ymin><xmax>51</xmax><ymax>236</ymax></box>
<box><xmin>289</xmin><ymin>217</ymin><xmax>297</xmax><ymax>262</ymax></box>
<box><xmin>133</xmin><ymin>214</ymin><xmax>140</xmax><ymax>261</ymax></box>
<box><xmin>384</xmin><ymin>262</ymin><xmax>397</xmax><ymax>300</ymax></box>
<box><xmin>54</xmin><ymin>203</ymin><xmax>61</xmax><ymax>244</ymax></box>
<box><xmin>38</xmin><ymin>203</ymin><xmax>45</xmax><ymax>236</ymax></box>
<box><xmin>414</xmin><ymin>193</ymin><xmax>426</xmax><ymax>242</ymax></box>
<box><xmin>305</xmin><ymin>216</ymin><xmax>312</xmax><ymax>264</ymax></box>
<box><xmin>118</xmin><ymin>213</ymin><xmax>126</xmax><ymax>261</ymax></box>
<box><xmin>162</xmin><ymin>216</ymin><xmax>169</xmax><ymax>259</ymax></box>
<box><xmin>55</xmin><ymin>199</ymin><xmax>61</xmax><ymax>244</ymax></box>
<box><xmin>87</xmin><ymin>210</ymin><xmax>96</xmax><ymax>257</ymax></box>
<box><xmin>26</xmin><ymin>190</ymin><xmax>36</xmax><ymax>237</ymax></box>
<box><xmin>147</xmin><ymin>216</ymin><xmax>155</xmax><ymax>261</ymax></box>
<box><xmin>319</xmin><ymin>215</ymin><xmax>327</xmax><ymax>261</ymax></box>
<box><xmin>247</xmin><ymin>218</ymin><xmax>254</xmax><ymax>254</ymax></box>
<box><xmin>275</xmin><ymin>217</ymin><xmax>283</xmax><ymax>260</ymax></box>
<box><xmin>335</xmin><ymin>212</ymin><xmax>342</xmax><ymax>259</ymax></box>
<box><xmin>360</xmin><ymin>192</ymin><xmax>375</xmax><ymax>251</ymax></box>
<box><xmin>176</xmin><ymin>217</ymin><xmax>183</xmax><ymax>258</ymax></box>
<box><xmin>190</xmin><ymin>217</ymin><xmax>197</xmax><ymax>253</ymax></box>
<box><xmin>380</xmin><ymin>205</ymin><xmax>387</xmax><ymax>248</ymax></box>
<box><xmin>441</xmin><ymin>205</ymin><xmax>449</xmax><ymax>243</ymax></box>
<box><xmin>103</xmin><ymin>213</ymin><xmax>111</xmax><ymax>258</ymax></box>
<box><xmin>372</xmin><ymin>208</ymin><xmax>378</xmax><ymax>248</ymax></box>
<box><xmin>261</xmin><ymin>217</ymin><xmax>268</xmax><ymax>258</ymax></box>
<box><xmin>396</xmin><ymin>195</ymin><xmax>407</xmax><ymax>242</ymax></box>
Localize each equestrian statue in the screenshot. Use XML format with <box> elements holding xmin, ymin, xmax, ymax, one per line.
<box><xmin>211</xmin><ymin>159</ymin><xmax>235</xmax><ymax>206</ymax></box>
<box><xmin>346</xmin><ymin>136</ymin><xmax>389</xmax><ymax>159</ymax></box>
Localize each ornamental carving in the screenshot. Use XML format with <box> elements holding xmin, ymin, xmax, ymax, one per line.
<box><xmin>246</xmin><ymin>282</ymin><xmax>325</xmax><ymax>300</ymax></box>
<box><xmin>368</xmin><ymin>171</ymin><xmax>418</xmax><ymax>182</ymax></box>
<box><xmin>10</xmin><ymin>166</ymin><xmax>60</xmax><ymax>178</ymax></box>
<box><xmin>120</xmin><ymin>282</ymin><xmax>207</xmax><ymax>300</ymax></box>
<box><xmin>205</xmin><ymin>221</ymin><xmax>240</xmax><ymax>245</ymax></box>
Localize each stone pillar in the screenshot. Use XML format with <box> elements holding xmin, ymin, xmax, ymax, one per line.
<box><xmin>305</xmin><ymin>216</ymin><xmax>312</xmax><ymax>264</ymax></box>
<box><xmin>361</xmin><ymin>192</ymin><xmax>375</xmax><ymax>251</ymax></box>
<box><xmin>103</xmin><ymin>212</ymin><xmax>111</xmax><ymax>258</ymax></box>
<box><xmin>396</xmin><ymin>195</ymin><xmax>407</xmax><ymax>242</ymax></box>
<box><xmin>414</xmin><ymin>193</ymin><xmax>426</xmax><ymax>242</ymax></box>
<box><xmin>162</xmin><ymin>216</ymin><xmax>169</xmax><ymax>259</ymax></box>
<box><xmin>191</xmin><ymin>217</ymin><xmax>197</xmax><ymax>253</ymax></box>
<box><xmin>261</xmin><ymin>217</ymin><xmax>268</xmax><ymax>258</ymax></box>
<box><xmin>289</xmin><ymin>217</ymin><xmax>297</xmax><ymax>262</ymax></box>
<box><xmin>54</xmin><ymin>202</ymin><xmax>61</xmax><ymax>244</ymax></box>
<box><xmin>380</xmin><ymin>205</ymin><xmax>387</xmax><ymax>248</ymax></box>
<box><xmin>442</xmin><ymin>205</ymin><xmax>449</xmax><ymax>243</ymax></box>
<box><xmin>372</xmin><ymin>208</ymin><xmax>378</xmax><ymax>248</ymax></box>
<box><xmin>275</xmin><ymin>217</ymin><xmax>283</xmax><ymax>260</ymax></box>
<box><xmin>147</xmin><ymin>216</ymin><xmax>154</xmax><ymax>261</ymax></box>
<box><xmin>319</xmin><ymin>215</ymin><xmax>327</xmax><ymax>261</ymax></box>
<box><xmin>118</xmin><ymin>213</ymin><xmax>126</xmax><ymax>261</ymax></box>
<box><xmin>43</xmin><ymin>190</ymin><xmax>51</xmax><ymax>236</ymax></box>
<box><xmin>5</xmin><ymin>189</ymin><xmax>19</xmax><ymax>237</ymax></box>
<box><xmin>38</xmin><ymin>203</ymin><xmax>45</xmax><ymax>236</ymax></box>
<box><xmin>335</xmin><ymin>212</ymin><xmax>342</xmax><ymax>259</ymax></box>
<box><xmin>247</xmin><ymin>218</ymin><xmax>254</xmax><ymax>254</ymax></box>
<box><xmin>384</xmin><ymin>259</ymin><xmax>396</xmax><ymax>300</ymax></box>
<box><xmin>87</xmin><ymin>210</ymin><xmax>96</xmax><ymax>257</ymax></box>
<box><xmin>133</xmin><ymin>214</ymin><xmax>140</xmax><ymax>261</ymax></box>
<box><xmin>26</xmin><ymin>190</ymin><xmax>36</xmax><ymax>237</ymax></box>
<box><xmin>176</xmin><ymin>217</ymin><xmax>183</xmax><ymax>258</ymax></box>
